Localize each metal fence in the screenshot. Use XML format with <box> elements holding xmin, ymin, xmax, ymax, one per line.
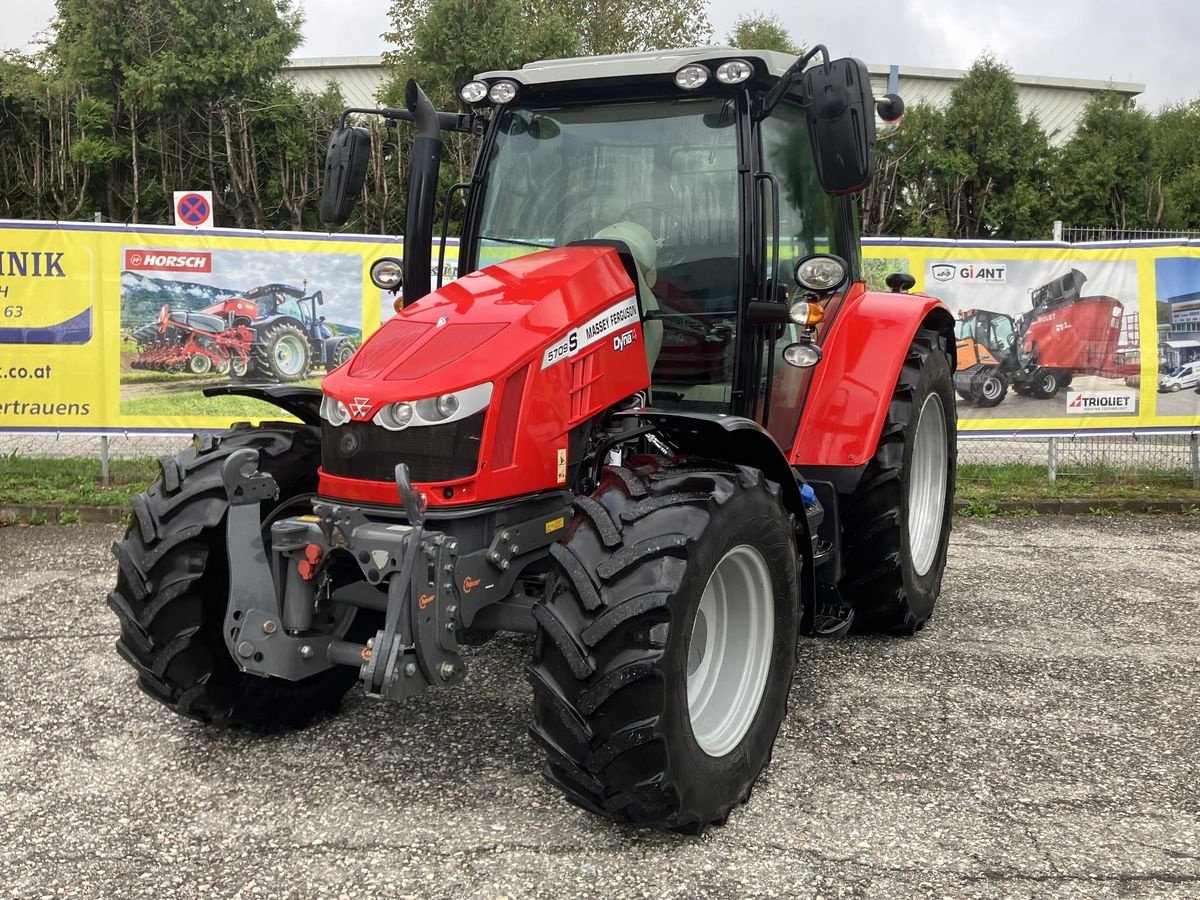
<box><xmin>2</xmin><ymin>430</ymin><xmax>1197</xmax><ymax>490</ymax></box>
<box><xmin>1057</xmin><ymin>223</ymin><xmax>1200</xmax><ymax>243</ymax></box>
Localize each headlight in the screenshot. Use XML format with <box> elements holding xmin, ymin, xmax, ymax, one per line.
<box><xmin>488</xmin><ymin>80</ymin><xmax>519</xmax><ymax>104</ymax></box>
<box><xmin>674</xmin><ymin>64</ymin><xmax>710</xmax><ymax>90</ymax></box>
<box><xmin>783</xmin><ymin>342</ymin><xmax>823</xmax><ymax>368</ymax></box>
<box><xmin>370</xmin><ymin>257</ymin><xmax>404</xmax><ymax>291</ymax></box>
<box><xmin>715</xmin><ymin>60</ymin><xmax>753</xmax><ymax>84</ymax></box>
<box><xmin>794</xmin><ymin>254</ymin><xmax>848</xmax><ymax>293</ymax></box>
<box><xmin>320</xmin><ymin>394</ymin><xmax>350</xmax><ymax>427</ymax></box>
<box><xmin>459</xmin><ymin>80</ymin><xmax>489</xmax><ymax>104</ymax></box>
<box><xmin>372</xmin><ymin>383</ymin><xmax>493</xmax><ymax>430</ymax></box>
<box><xmin>376</xmin><ymin>401</ymin><xmax>414</xmax><ymax>431</ymax></box>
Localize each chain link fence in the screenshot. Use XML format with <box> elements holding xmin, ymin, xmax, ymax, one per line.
<box><xmin>2</xmin><ymin>431</ymin><xmax>1197</xmax><ymax>491</ymax></box>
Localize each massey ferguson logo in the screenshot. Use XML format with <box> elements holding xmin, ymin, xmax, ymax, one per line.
<box><xmin>347</xmin><ymin>397</ymin><xmax>373</xmax><ymax>418</ymax></box>
<box><xmin>124</xmin><ymin>249</ymin><xmax>212</xmax><ymax>273</ymax></box>
<box><xmin>1066</xmin><ymin>390</ymin><xmax>1136</xmax><ymax>414</ymax></box>
<box><xmin>930</xmin><ymin>262</ymin><xmax>1007</xmax><ymax>284</ymax></box>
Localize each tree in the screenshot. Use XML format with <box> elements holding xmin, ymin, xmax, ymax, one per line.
<box><xmin>1151</xmin><ymin>99</ymin><xmax>1200</xmax><ymax>230</ymax></box>
<box><xmin>727</xmin><ymin>12</ymin><xmax>800</xmax><ymax>54</ymax></box>
<box><xmin>1054</xmin><ymin>91</ymin><xmax>1159</xmax><ymax>230</ymax></box>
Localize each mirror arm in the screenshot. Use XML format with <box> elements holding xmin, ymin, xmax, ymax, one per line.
<box><xmin>757</xmin><ymin>44</ymin><xmax>829</xmax><ymax>120</ymax></box>
<box><xmin>338</xmin><ymin>107</ymin><xmax>482</xmax><ymax>135</ymax></box>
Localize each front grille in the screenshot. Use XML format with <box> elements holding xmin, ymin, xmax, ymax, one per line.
<box><xmin>321</xmin><ymin>412</ymin><xmax>485</xmax><ymax>483</ymax></box>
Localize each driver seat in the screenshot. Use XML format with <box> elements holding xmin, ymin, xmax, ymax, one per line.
<box><xmin>589</xmin><ymin>223</ymin><xmax>663</xmax><ymax>375</ymax></box>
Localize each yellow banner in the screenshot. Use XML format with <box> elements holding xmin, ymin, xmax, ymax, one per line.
<box><xmin>0</xmin><ymin>221</ymin><xmax>1196</xmax><ymax>434</ymax></box>
<box><xmin>863</xmin><ymin>239</ymin><xmax>1200</xmax><ymax>433</ymax></box>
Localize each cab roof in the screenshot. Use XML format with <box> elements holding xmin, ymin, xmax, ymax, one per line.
<box><xmin>476</xmin><ymin>46</ymin><xmax>798</xmax><ymax>87</ymax></box>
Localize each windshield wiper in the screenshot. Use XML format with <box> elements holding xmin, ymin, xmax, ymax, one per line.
<box><xmin>479</xmin><ymin>236</ymin><xmax>555</xmax><ymax>250</ymax></box>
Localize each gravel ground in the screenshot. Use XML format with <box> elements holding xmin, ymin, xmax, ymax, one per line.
<box><xmin>1</xmin><ymin>517</ymin><xmax>1198</xmax><ymax>899</ymax></box>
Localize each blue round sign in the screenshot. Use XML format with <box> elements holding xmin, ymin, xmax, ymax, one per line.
<box><xmin>176</xmin><ymin>193</ymin><xmax>210</xmax><ymax>226</ymax></box>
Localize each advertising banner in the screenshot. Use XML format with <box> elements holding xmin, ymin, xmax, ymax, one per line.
<box><xmin>0</xmin><ymin>220</ymin><xmax>444</xmax><ymax>432</ymax></box>
<box><xmin>0</xmin><ymin>220</ymin><xmax>1196</xmax><ymax>435</ymax></box>
<box><xmin>862</xmin><ymin>239</ymin><xmax>1200</xmax><ymax>434</ymax></box>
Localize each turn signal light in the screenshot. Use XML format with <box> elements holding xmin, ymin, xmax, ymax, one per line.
<box><xmin>788</xmin><ymin>301</ymin><xmax>825</xmax><ymax>327</ymax></box>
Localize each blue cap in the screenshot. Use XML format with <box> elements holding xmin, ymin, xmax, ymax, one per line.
<box><xmin>800</xmin><ymin>483</ymin><xmax>816</xmax><ymax>505</ymax></box>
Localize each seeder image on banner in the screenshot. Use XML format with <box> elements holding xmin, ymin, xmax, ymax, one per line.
<box><xmin>119</xmin><ymin>246</ymin><xmax>363</xmax><ymax>418</ymax></box>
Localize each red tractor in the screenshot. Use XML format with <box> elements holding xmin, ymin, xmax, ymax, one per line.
<box><xmin>109</xmin><ymin>47</ymin><xmax>957</xmax><ymax>832</ymax></box>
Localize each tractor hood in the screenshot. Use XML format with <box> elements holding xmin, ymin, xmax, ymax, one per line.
<box><xmin>321</xmin><ymin>245</ymin><xmax>638</xmax><ymax>410</ymax></box>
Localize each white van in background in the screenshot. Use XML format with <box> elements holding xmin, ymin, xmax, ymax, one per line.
<box><xmin>1159</xmin><ymin>361</ymin><xmax>1200</xmax><ymax>392</ymax></box>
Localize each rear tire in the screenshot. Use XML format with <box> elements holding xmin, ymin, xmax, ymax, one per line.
<box><xmin>108</xmin><ymin>424</ymin><xmax>370</xmax><ymax>730</ymax></box>
<box><xmin>529</xmin><ymin>458</ymin><xmax>800</xmax><ymax>832</ymax></box>
<box><xmin>841</xmin><ymin>328</ymin><xmax>956</xmax><ymax>634</ymax></box>
<box><xmin>255</xmin><ymin>322</ymin><xmax>311</xmax><ymax>382</ymax></box>
<box><xmin>1029</xmin><ymin>369</ymin><xmax>1062</xmax><ymax>400</ymax></box>
<box><xmin>972</xmin><ymin>369</ymin><xmax>1007</xmax><ymax>407</ymax></box>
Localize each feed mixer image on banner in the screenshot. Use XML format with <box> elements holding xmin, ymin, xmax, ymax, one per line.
<box><xmin>862</xmin><ymin>239</ymin><xmax>1200</xmax><ymax>435</ymax></box>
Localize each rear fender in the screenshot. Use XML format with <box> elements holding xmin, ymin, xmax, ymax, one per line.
<box><xmin>791</xmin><ymin>288</ymin><xmax>954</xmax><ymax>469</ymax></box>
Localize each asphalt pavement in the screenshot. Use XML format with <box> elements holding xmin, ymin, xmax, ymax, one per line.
<box><xmin>1</xmin><ymin>517</ymin><xmax>1198</xmax><ymax>899</ymax></box>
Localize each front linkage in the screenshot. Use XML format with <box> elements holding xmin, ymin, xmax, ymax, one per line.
<box><xmin>221</xmin><ymin>450</ymin><xmax>566</xmax><ymax>701</ymax></box>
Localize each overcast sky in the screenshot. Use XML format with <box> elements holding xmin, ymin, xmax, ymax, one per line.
<box><xmin>4</xmin><ymin>0</ymin><xmax>1198</xmax><ymax>109</ymax></box>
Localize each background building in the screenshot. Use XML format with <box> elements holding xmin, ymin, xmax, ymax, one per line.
<box><xmin>284</xmin><ymin>55</ymin><xmax>1144</xmax><ymax>146</ymax></box>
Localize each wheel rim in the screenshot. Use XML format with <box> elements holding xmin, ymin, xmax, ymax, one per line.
<box><xmin>231</xmin><ymin>357</ymin><xmax>249</xmax><ymax>377</ymax></box>
<box><xmin>686</xmin><ymin>544</ymin><xmax>774</xmax><ymax>757</ymax></box>
<box><xmin>1041</xmin><ymin>374</ymin><xmax>1057</xmax><ymax>393</ymax></box>
<box><xmin>981</xmin><ymin>376</ymin><xmax>1002</xmax><ymax>400</ymax></box>
<box><xmin>274</xmin><ymin>334</ymin><xmax>307</xmax><ymax>376</ymax></box>
<box><xmin>907</xmin><ymin>392</ymin><xmax>949</xmax><ymax>577</ymax></box>
<box><xmin>189</xmin><ymin>354</ymin><xmax>211</xmax><ymax>375</ymax></box>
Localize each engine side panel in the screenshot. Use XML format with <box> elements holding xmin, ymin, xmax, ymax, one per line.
<box><xmin>790</xmin><ymin>286</ymin><xmax>953</xmax><ymax>468</ymax></box>
<box><xmin>319</xmin><ymin>247</ymin><xmax>650</xmax><ymax>507</ymax></box>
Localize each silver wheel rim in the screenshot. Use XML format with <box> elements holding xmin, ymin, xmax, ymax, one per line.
<box><xmin>981</xmin><ymin>376</ymin><xmax>1002</xmax><ymax>400</ymax></box>
<box><xmin>686</xmin><ymin>544</ymin><xmax>775</xmax><ymax>757</ymax></box>
<box><xmin>1041</xmin><ymin>374</ymin><xmax>1056</xmax><ymax>393</ymax></box>
<box><xmin>908</xmin><ymin>392</ymin><xmax>949</xmax><ymax>577</ymax></box>
<box><xmin>189</xmin><ymin>354</ymin><xmax>211</xmax><ymax>375</ymax></box>
<box><xmin>274</xmin><ymin>334</ymin><xmax>307</xmax><ymax>376</ymax></box>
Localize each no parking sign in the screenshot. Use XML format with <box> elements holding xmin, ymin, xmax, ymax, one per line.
<box><xmin>172</xmin><ymin>190</ymin><xmax>214</xmax><ymax>230</ymax></box>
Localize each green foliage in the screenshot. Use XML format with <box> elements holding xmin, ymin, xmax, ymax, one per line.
<box><xmin>960</xmin><ymin>501</ymin><xmax>999</xmax><ymax>518</ymax></box>
<box><xmin>727</xmin><ymin>12</ymin><xmax>800</xmax><ymax>54</ymax></box>
<box><xmin>0</xmin><ymin>455</ymin><xmax>160</xmax><ymax>507</ymax></box>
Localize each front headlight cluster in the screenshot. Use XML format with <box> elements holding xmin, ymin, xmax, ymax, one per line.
<box><xmin>321</xmin><ymin>383</ymin><xmax>492</xmax><ymax>430</ymax></box>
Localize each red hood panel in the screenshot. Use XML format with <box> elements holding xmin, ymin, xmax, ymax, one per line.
<box><xmin>323</xmin><ymin>246</ymin><xmax>636</xmax><ymax>402</ymax></box>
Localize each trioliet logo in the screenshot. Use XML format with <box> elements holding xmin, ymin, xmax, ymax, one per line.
<box><xmin>124</xmin><ymin>249</ymin><xmax>212</xmax><ymax>273</ymax></box>
<box><xmin>1066</xmin><ymin>390</ymin><xmax>1136</xmax><ymax>414</ymax></box>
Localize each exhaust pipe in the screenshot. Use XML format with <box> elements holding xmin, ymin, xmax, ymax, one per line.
<box><xmin>403</xmin><ymin>80</ymin><xmax>442</xmax><ymax>304</ymax></box>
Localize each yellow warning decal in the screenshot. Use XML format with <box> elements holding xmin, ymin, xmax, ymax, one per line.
<box><xmin>556</xmin><ymin>448</ymin><xmax>567</xmax><ymax>483</ymax></box>
<box><xmin>545</xmin><ymin>516</ymin><xmax>565</xmax><ymax>534</ymax></box>
<box><xmin>295</xmin><ymin>515</ymin><xmax>320</xmax><ymax>522</ymax></box>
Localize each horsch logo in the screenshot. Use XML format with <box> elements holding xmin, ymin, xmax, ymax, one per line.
<box><xmin>930</xmin><ymin>262</ymin><xmax>1007</xmax><ymax>284</ymax></box>
<box><xmin>124</xmin><ymin>249</ymin><xmax>212</xmax><ymax>273</ymax></box>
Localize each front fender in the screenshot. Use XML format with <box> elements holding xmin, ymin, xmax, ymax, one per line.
<box><xmin>203</xmin><ymin>384</ymin><xmax>322</xmax><ymax>425</ymax></box>
<box><xmin>790</xmin><ymin>288</ymin><xmax>954</xmax><ymax>468</ymax></box>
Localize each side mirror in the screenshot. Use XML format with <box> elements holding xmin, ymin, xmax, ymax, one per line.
<box><xmin>799</xmin><ymin>57</ymin><xmax>876</xmax><ymax>195</ymax></box>
<box><xmin>318</xmin><ymin>126</ymin><xmax>371</xmax><ymax>226</ymax></box>
<box><xmin>313</xmin><ymin>290</ymin><xmax>324</xmax><ymax>306</ymax></box>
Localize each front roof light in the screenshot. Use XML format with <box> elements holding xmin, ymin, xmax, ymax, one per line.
<box><xmin>674</xmin><ymin>64</ymin><xmax>710</xmax><ymax>90</ymax></box>
<box><xmin>488</xmin><ymin>80</ymin><xmax>520</xmax><ymax>104</ymax></box>
<box><xmin>459</xmin><ymin>80</ymin><xmax>489</xmax><ymax>104</ymax></box>
<box><xmin>795</xmin><ymin>254</ymin><xmax>849</xmax><ymax>293</ymax></box>
<box><xmin>715</xmin><ymin>59</ymin><xmax>753</xmax><ymax>84</ymax></box>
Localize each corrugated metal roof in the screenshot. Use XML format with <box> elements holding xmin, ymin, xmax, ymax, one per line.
<box><xmin>286</xmin><ymin>55</ymin><xmax>1144</xmax><ymax>145</ymax></box>
<box><xmin>285</xmin><ymin>57</ymin><xmax>388</xmax><ymax>108</ymax></box>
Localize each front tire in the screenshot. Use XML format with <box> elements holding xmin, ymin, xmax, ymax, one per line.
<box><xmin>107</xmin><ymin>425</ymin><xmax>369</xmax><ymax>729</ymax></box>
<box><xmin>841</xmin><ymin>328</ymin><xmax>956</xmax><ymax>634</ymax></box>
<box><xmin>255</xmin><ymin>322</ymin><xmax>311</xmax><ymax>382</ymax></box>
<box><xmin>529</xmin><ymin>459</ymin><xmax>800</xmax><ymax>832</ymax></box>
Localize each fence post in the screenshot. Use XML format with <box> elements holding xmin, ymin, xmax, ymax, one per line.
<box><xmin>1192</xmin><ymin>432</ymin><xmax>1199</xmax><ymax>489</ymax></box>
<box><xmin>100</xmin><ymin>435</ymin><xmax>110</xmax><ymax>487</ymax></box>
<box><xmin>1053</xmin><ymin>220</ymin><xmax>1063</xmax><ymax>242</ymax></box>
<box><xmin>1048</xmin><ymin>437</ymin><xmax>1058</xmax><ymax>483</ymax></box>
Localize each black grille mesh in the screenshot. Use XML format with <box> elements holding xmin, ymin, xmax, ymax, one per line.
<box><xmin>321</xmin><ymin>412</ymin><xmax>485</xmax><ymax>483</ymax></box>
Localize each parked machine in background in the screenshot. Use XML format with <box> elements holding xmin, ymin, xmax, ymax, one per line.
<box><xmin>955</xmin><ymin>269</ymin><xmax>1136</xmax><ymax>407</ymax></box>
<box><xmin>108</xmin><ymin>46</ymin><xmax>958</xmax><ymax>832</ymax></box>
